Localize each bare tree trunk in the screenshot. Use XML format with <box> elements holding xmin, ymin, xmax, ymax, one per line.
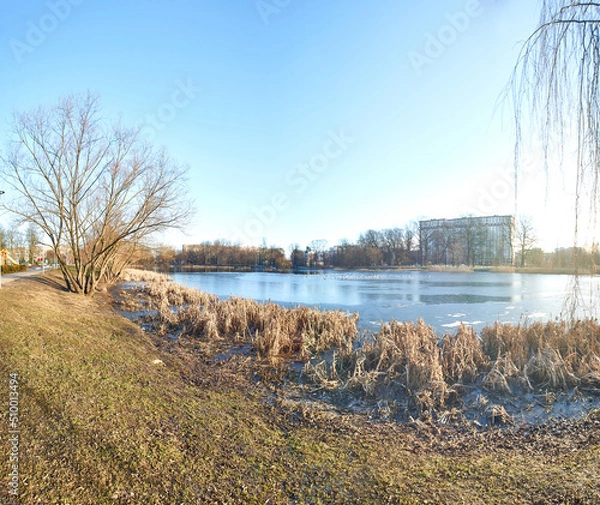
<box><xmin>0</xmin><ymin>93</ymin><xmax>193</xmax><ymax>295</ymax></box>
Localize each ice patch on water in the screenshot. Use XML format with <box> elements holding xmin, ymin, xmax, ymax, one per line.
<box><xmin>441</xmin><ymin>320</ymin><xmax>484</xmax><ymax>328</ymax></box>
<box><xmin>448</xmin><ymin>313</ymin><xmax>467</xmax><ymax>318</ymax></box>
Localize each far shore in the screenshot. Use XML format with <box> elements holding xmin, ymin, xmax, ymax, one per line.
<box><xmin>136</xmin><ymin>263</ymin><xmax>599</xmax><ymax>276</ymax></box>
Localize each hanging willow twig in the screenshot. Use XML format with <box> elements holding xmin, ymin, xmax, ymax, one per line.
<box><xmin>509</xmin><ymin>1</ymin><xmax>600</xmax><ymax>317</ymax></box>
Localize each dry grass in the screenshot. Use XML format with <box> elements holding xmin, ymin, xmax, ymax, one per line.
<box><xmin>441</xmin><ymin>324</ymin><xmax>489</xmax><ymax>384</ymax></box>
<box><xmin>480</xmin><ymin>320</ymin><xmax>600</xmax><ymax>391</ymax></box>
<box><xmin>341</xmin><ymin>320</ymin><xmax>447</xmax><ymax>412</ymax></box>
<box><xmin>121</xmin><ymin>269</ymin><xmax>358</xmax><ymax>363</ymax></box>
<box><xmin>122</xmin><ymin>269</ymin><xmax>600</xmax><ymax>420</ymax></box>
<box><xmin>2</xmin><ymin>272</ymin><xmax>600</xmax><ymax>503</ymax></box>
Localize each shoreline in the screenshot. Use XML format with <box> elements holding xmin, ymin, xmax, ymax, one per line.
<box><xmin>2</xmin><ymin>272</ymin><xmax>600</xmax><ymax>503</ymax></box>
<box><xmin>133</xmin><ymin>265</ymin><xmax>598</xmax><ymax>336</ymax></box>
<box><xmin>119</xmin><ymin>269</ymin><xmax>600</xmax><ymax>428</ymax></box>
<box><xmin>138</xmin><ymin>264</ymin><xmax>599</xmax><ymax>276</ymax></box>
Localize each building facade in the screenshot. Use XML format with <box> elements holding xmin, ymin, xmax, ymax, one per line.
<box><xmin>419</xmin><ymin>215</ymin><xmax>515</xmax><ymax>266</ymax></box>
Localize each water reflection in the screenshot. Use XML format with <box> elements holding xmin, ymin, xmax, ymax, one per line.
<box><xmin>170</xmin><ymin>271</ymin><xmax>600</xmax><ymax>334</ymax></box>
<box><xmin>419</xmin><ymin>294</ymin><xmax>513</xmax><ymax>304</ymax></box>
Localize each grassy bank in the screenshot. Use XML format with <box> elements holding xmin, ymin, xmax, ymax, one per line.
<box><xmin>1</xmin><ymin>274</ymin><xmax>600</xmax><ymax>503</ymax></box>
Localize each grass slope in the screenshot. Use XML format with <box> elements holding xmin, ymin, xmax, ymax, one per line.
<box><xmin>0</xmin><ymin>276</ymin><xmax>599</xmax><ymax>504</ymax></box>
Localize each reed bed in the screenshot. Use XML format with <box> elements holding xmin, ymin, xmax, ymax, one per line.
<box><xmin>120</xmin><ymin>269</ymin><xmax>600</xmax><ymax>419</ymax></box>
<box><xmin>480</xmin><ymin>320</ymin><xmax>600</xmax><ymax>390</ymax></box>
<box><xmin>441</xmin><ymin>324</ymin><xmax>489</xmax><ymax>384</ymax></box>
<box><xmin>120</xmin><ymin>269</ymin><xmax>358</xmax><ymax>362</ymax></box>
<box><xmin>340</xmin><ymin>320</ymin><xmax>448</xmax><ymax>412</ymax></box>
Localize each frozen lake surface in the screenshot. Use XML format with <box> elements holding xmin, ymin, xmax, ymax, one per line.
<box><xmin>169</xmin><ymin>270</ymin><xmax>600</xmax><ymax>334</ymax></box>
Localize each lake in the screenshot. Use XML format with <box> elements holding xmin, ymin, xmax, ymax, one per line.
<box><xmin>169</xmin><ymin>270</ymin><xmax>600</xmax><ymax>334</ymax></box>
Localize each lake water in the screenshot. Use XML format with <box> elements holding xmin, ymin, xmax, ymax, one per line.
<box><xmin>169</xmin><ymin>271</ymin><xmax>600</xmax><ymax>334</ymax></box>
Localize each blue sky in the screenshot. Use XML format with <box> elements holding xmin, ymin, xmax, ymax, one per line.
<box><xmin>0</xmin><ymin>0</ymin><xmax>574</xmax><ymax>251</ymax></box>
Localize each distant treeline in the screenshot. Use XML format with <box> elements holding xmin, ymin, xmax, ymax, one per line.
<box><xmin>141</xmin><ymin>226</ymin><xmax>420</xmax><ymax>271</ymax></box>
<box><xmin>290</xmin><ymin>227</ymin><xmax>419</xmax><ymax>269</ymax></box>
<box><xmin>520</xmin><ymin>246</ymin><xmax>600</xmax><ymax>272</ymax></box>
<box><xmin>140</xmin><ymin>227</ymin><xmax>600</xmax><ymax>273</ymax></box>
<box><xmin>142</xmin><ymin>242</ymin><xmax>291</xmax><ymax>271</ymax></box>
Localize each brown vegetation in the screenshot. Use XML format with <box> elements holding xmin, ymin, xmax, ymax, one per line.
<box><xmin>121</xmin><ymin>269</ymin><xmax>600</xmax><ymax>424</ymax></box>
<box><xmin>121</xmin><ymin>269</ymin><xmax>358</xmax><ymax>363</ymax></box>
<box><xmin>480</xmin><ymin>320</ymin><xmax>600</xmax><ymax>391</ymax></box>
<box><xmin>2</xmin><ymin>272</ymin><xmax>600</xmax><ymax>503</ymax></box>
<box><xmin>0</xmin><ymin>264</ymin><xmax>27</xmax><ymax>274</ymax></box>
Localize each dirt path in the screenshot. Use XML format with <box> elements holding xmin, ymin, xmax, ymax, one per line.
<box><xmin>0</xmin><ymin>266</ymin><xmax>58</xmax><ymax>286</ymax></box>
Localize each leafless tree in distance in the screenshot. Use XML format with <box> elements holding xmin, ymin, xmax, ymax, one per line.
<box><xmin>515</xmin><ymin>216</ymin><xmax>537</xmax><ymax>267</ymax></box>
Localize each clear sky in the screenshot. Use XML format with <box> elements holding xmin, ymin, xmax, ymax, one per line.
<box><xmin>0</xmin><ymin>0</ymin><xmax>579</xmax><ymax>251</ymax></box>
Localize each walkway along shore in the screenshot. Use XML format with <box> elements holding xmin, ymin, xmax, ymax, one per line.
<box><xmin>0</xmin><ymin>265</ymin><xmax>59</xmax><ymax>285</ymax></box>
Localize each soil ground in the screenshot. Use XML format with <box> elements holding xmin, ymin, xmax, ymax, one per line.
<box><xmin>1</xmin><ymin>274</ymin><xmax>599</xmax><ymax>504</ymax></box>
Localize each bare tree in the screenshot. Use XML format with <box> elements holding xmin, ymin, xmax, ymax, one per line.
<box><xmin>419</xmin><ymin>225</ymin><xmax>433</xmax><ymax>265</ymax></box>
<box><xmin>405</xmin><ymin>223</ymin><xmax>418</xmax><ymax>264</ymax></box>
<box><xmin>461</xmin><ymin>216</ymin><xmax>485</xmax><ymax>266</ymax></box>
<box><xmin>0</xmin><ymin>93</ymin><xmax>192</xmax><ymax>294</ymax></box>
<box><xmin>515</xmin><ymin>216</ymin><xmax>537</xmax><ymax>267</ymax></box>
<box><xmin>381</xmin><ymin>228</ymin><xmax>404</xmax><ymax>266</ymax></box>
<box><xmin>26</xmin><ymin>224</ymin><xmax>40</xmax><ymax>266</ymax></box>
<box><xmin>358</xmin><ymin>229</ymin><xmax>382</xmax><ymax>249</ymax></box>
<box><xmin>509</xmin><ymin>2</ymin><xmax>600</xmax><ymax>315</ymax></box>
<box><xmin>309</xmin><ymin>239</ymin><xmax>328</xmax><ymax>267</ymax></box>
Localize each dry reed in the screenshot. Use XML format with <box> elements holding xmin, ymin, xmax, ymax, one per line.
<box><xmin>121</xmin><ymin>269</ymin><xmax>358</xmax><ymax>363</ymax></box>
<box><xmin>481</xmin><ymin>320</ymin><xmax>600</xmax><ymax>390</ymax></box>
<box><xmin>121</xmin><ymin>269</ymin><xmax>600</xmax><ymax>419</ymax></box>
<box><xmin>441</xmin><ymin>324</ymin><xmax>489</xmax><ymax>384</ymax></box>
